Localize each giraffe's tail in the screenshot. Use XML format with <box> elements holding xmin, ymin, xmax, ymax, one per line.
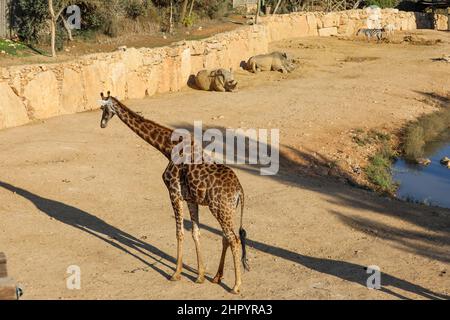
<box><xmin>238</xmin><ymin>186</ymin><xmax>250</xmax><ymax>272</ymax></box>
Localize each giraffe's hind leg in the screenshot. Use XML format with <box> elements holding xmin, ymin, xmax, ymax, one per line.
<box><xmin>212</xmin><ymin>236</ymin><xmax>228</xmax><ymax>284</ymax></box>
<box><xmin>187</xmin><ymin>202</ymin><xmax>205</xmax><ymax>284</ymax></box>
<box><xmin>209</xmin><ymin>205</ymin><xmax>242</xmax><ymax>294</ymax></box>
<box><xmin>226</xmin><ymin>227</ymin><xmax>242</xmax><ymax>294</ymax></box>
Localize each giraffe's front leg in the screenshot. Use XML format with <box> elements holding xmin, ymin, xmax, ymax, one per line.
<box><xmin>188</xmin><ymin>202</ymin><xmax>205</xmax><ymax>284</ymax></box>
<box><xmin>170</xmin><ymin>197</ymin><xmax>184</xmax><ymax>281</ymax></box>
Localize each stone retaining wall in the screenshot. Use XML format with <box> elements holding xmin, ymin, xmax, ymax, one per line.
<box><xmin>0</xmin><ymin>9</ymin><xmax>447</xmax><ymax>130</ymax></box>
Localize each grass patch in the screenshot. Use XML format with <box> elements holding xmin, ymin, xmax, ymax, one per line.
<box><xmin>365</xmin><ymin>142</ymin><xmax>397</xmax><ymax>194</ymax></box>
<box><xmin>0</xmin><ymin>39</ymin><xmax>31</xmax><ymax>57</ymax></box>
<box><xmin>404</xmin><ymin>106</ymin><xmax>450</xmax><ymax>161</ymax></box>
<box><xmin>343</xmin><ymin>56</ymin><xmax>380</xmax><ymax>63</ymax></box>
<box><xmin>353</xmin><ymin>128</ymin><xmax>391</xmax><ymax>146</ymax></box>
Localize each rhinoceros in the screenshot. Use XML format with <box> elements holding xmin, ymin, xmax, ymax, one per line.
<box><xmin>246</xmin><ymin>51</ymin><xmax>295</xmax><ymax>74</ymax></box>
<box><xmin>194</xmin><ymin>68</ymin><xmax>238</xmax><ymax>92</ymax></box>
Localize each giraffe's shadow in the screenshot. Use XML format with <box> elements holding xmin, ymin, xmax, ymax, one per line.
<box><xmin>184</xmin><ymin>220</ymin><xmax>450</xmax><ymax>300</ymax></box>
<box><xmin>2</xmin><ymin>180</ymin><xmax>448</xmax><ymax>299</ymax></box>
<box><xmin>0</xmin><ymin>181</ymin><xmax>197</xmax><ymax>282</ymax></box>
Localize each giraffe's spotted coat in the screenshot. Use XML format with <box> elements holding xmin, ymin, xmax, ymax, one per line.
<box><xmin>100</xmin><ymin>93</ymin><xmax>248</xmax><ymax>294</ymax></box>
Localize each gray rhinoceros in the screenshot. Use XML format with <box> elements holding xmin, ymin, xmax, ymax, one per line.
<box><xmin>194</xmin><ymin>68</ymin><xmax>238</xmax><ymax>92</ymax></box>
<box><xmin>246</xmin><ymin>51</ymin><xmax>295</xmax><ymax>74</ymax></box>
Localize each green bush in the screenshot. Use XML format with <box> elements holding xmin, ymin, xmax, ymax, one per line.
<box><xmin>365</xmin><ymin>142</ymin><xmax>397</xmax><ymax>194</ymax></box>
<box><xmin>195</xmin><ymin>0</ymin><xmax>232</xmax><ymax>19</ymax></box>
<box><xmin>124</xmin><ymin>0</ymin><xmax>147</xmax><ymax>20</ymax></box>
<box><xmin>79</xmin><ymin>0</ymin><xmax>121</xmax><ymax>37</ymax></box>
<box><xmin>404</xmin><ymin>107</ymin><xmax>450</xmax><ymax>160</ymax></box>
<box><xmin>55</xmin><ymin>24</ymin><xmax>68</xmax><ymax>51</ymax></box>
<box><xmin>77</xmin><ymin>1</ymin><xmax>106</xmax><ymax>31</ymax></box>
<box><xmin>182</xmin><ymin>12</ymin><xmax>198</xmax><ymax>27</ymax></box>
<box><xmin>14</xmin><ymin>0</ymin><xmax>49</xmax><ymax>43</ymax></box>
<box><xmin>364</xmin><ymin>0</ymin><xmax>400</xmax><ymax>8</ymax></box>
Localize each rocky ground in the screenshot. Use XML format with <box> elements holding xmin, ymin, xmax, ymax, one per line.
<box><xmin>0</xmin><ymin>30</ymin><xmax>449</xmax><ymax>299</ymax></box>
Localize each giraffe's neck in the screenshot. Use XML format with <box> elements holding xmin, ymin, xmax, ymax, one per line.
<box><xmin>114</xmin><ymin>101</ymin><xmax>174</xmax><ymax>159</ymax></box>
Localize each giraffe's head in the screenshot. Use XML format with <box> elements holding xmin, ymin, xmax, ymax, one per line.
<box><xmin>99</xmin><ymin>91</ymin><xmax>117</xmax><ymax>128</ymax></box>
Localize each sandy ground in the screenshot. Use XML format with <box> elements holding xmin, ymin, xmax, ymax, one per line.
<box><xmin>0</xmin><ymin>30</ymin><xmax>449</xmax><ymax>300</ymax></box>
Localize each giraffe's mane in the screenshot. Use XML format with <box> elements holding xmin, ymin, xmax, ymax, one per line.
<box><xmin>111</xmin><ymin>97</ymin><xmax>173</xmax><ymax>133</ymax></box>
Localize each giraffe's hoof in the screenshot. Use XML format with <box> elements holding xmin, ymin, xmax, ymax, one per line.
<box><xmin>170</xmin><ymin>274</ymin><xmax>181</xmax><ymax>281</ymax></box>
<box><xmin>231</xmin><ymin>286</ymin><xmax>241</xmax><ymax>295</ymax></box>
<box><xmin>195</xmin><ymin>276</ymin><xmax>205</xmax><ymax>284</ymax></box>
<box><xmin>212</xmin><ymin>275</ymin><xmax>223</xmax><ymax>284</ymax></box>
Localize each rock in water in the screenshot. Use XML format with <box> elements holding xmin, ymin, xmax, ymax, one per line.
<box><xmin>416</xmin><ymin>158</ymin><xmax>431</xmax><ymax>166</ymax></box>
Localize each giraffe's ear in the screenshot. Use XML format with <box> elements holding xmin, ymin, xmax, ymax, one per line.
<box><xmin>100</xmin><ymin>92</ymin><xmax>104</xmax><ymax>99</ymax></box>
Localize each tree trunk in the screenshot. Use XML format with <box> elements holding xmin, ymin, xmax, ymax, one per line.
<box><xmin>188</xmin><ymin>0</ymin><xmax>195</xmax><ymax>17</ymax></box>
<box><xmin>273</xmin><ymin>0</ymin><xmax>283</xmax><ymax>14</ymax></box>
<box><xmin>255</xmin><ymin>0</ymin><xmax>261</xmax><ymax>24</ymax></box>
<box><xmin>61</xmin><ymin>17</ymin><xmax>73</xmax><ymax>41</ymax></box>
<box><xmin>56</xmin><ymin>6</ymin><xmax>73</xmax><ymax>42</ymax></box>
<box><xmin>169</xmin><ymin>0</ymin><xmax>174</xmax><ymax>34</ymax></box>
<box><xmin>180</xmin><ymin>0</ymin><xmax>189</xmax><ymax>24</ymax></box>
<box><xmin>48</xmin><ymin>0</ymin><xmax>56</xmax><ymax>57</ymax></box>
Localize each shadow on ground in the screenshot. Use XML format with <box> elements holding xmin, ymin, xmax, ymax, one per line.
<box><xmin>1</xmin><ymin>92</ymin><xmax>449</xmax><ymax>298</ymax></box>
<box><xmin>169</xmin><ymin>118</ymin><xmax>450</xmax><ymax>267</ymax></box>
<box><xmin>1</xmin><ymin>179</ymin><xmax>447</xmax><ymax>299</ymax></box>
<box><xmin>0</xmin><ymin>180</ymin><xmax>198</xmax><ymax>282</ymax></box>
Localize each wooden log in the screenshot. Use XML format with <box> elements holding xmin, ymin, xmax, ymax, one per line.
<box><xmin>0</xmin><ymin>278</ymin><xmax>18</xmax><ymax>300</ymax></box>
<box><xmin>0</xmin><ymin>252</ymin><xmax>7</xmax><ymax>278</ymax></box>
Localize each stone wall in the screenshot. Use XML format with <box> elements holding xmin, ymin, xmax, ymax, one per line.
<box><xmin>0</xmin><ymin>9</ymin><xmax>447</xmax><ymax>130</ymax></box>
<box><xmin>261</xmin><ymin>9</ymin><xmax>448</xmax><ymax>40</ymax></box>
<box><xmin>0</xmin><ymin>25</ymin><xmax>269</xmax><ymax>129</ymax></box>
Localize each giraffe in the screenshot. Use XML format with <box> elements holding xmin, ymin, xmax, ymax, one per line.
<box><xmin>99</xmin><ymin>92</ymin><xmax>249</xmax><ymax>294</ymax></box>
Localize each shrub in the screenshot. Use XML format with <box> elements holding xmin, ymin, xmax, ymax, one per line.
<box><xmin>124</xmin><ymin>0</ymin><xmax>147</xmax><ymax>20</ymax></box>
<box><xmin>13</xmin><ymin>0</ymin><xmax>49</xmax><ymax>43</ymax></box>
<box><xmin>182</xmin><ymin>12</ymin><xmax>198</xmax><ymax>27</ymax></box>
<box><xmin>364</xmin><ymin>0</ymin><xmax>400</xmax><ymax>8</ymax></box>
<box><xmin>81</xmin><ymin>0</ymin><xmax>122</xmax><ymax>37</ymax></box>
<box><xmin>404</xmin><ymin>107</ymin><xmax>450</xmax><ymax>160</ymax></box>
<box><xmin>195</xmin><ymin>0</ymin><xmax>232</xmax><ymax>19</ymax></box>
<box><xmin>365</xmin><ymin>142</ymin><xmax>397</xmax><ymax>194</ymax></box>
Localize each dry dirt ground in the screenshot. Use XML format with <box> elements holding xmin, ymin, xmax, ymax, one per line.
<box><xmin>0</xmin><ymin>30</ymin><xmax>449</xmax><ymax>300</ymax></box>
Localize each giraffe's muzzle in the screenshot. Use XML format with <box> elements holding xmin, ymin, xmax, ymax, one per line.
<box><xmin>100</xmin><ymin>107</ymin><xmax>113</xmax><ymax>128</ymax></box>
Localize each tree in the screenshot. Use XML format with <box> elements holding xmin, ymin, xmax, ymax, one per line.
<box><xmin>188</xmin><ymin>0</ymin><xmax>195</xmax><ymax>17</ymax></box>
<box><xmin>15</xmin><ymin>0</ymin><xmax>49</xmax><ymax>44</ymax></box>
<box><xmin>47</xmin><ymin>0</ymin><xmax>75</xmax><ymax>57</ymax></box>
<box><xmin>180</xmin><ymin>0</ymin><xmax>189</xmax><ymax>23</ymax></box>
<box><xmin>48</xmin><ymin>0</ymin><xmax>57</xmax><ymax>57</ymax></box>
<box><xmin>255</xmin><ymin>0</ymin><xmax>261</xmax><ymax>24</ymax></box>
<box><xmin>273</xmin><ymin>0</ymin><xmax>283</xmax><ymax>14</ymax></box>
